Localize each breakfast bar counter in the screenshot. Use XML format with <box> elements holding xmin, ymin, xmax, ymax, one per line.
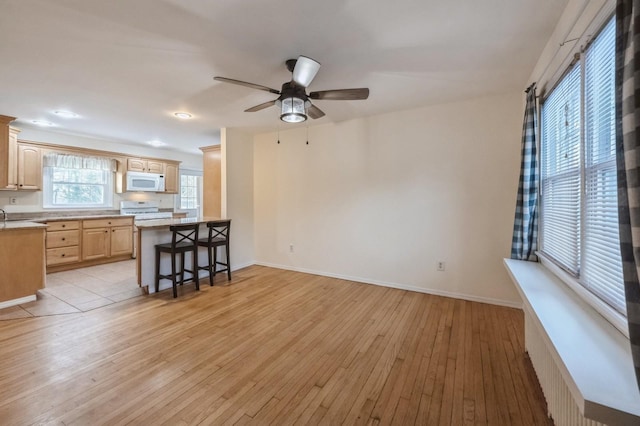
<box><xmin>136</xmin><ymin>216</ymin><xmax>225</xmax><ymax>293</ymax></box>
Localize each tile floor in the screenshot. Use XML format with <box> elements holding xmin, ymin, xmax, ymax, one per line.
<box><xmin>0</xmin><ymin>260</ymin><xmax>145</xmax><ymax>320</ymax></box>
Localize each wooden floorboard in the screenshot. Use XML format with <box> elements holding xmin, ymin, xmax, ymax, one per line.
<box><xmin>0</xmin><ymin>265</ymin><xmax>551</xmax><ymax>425</ymax></box>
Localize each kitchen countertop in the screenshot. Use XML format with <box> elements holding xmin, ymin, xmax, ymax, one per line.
<box><xmin>33</xmin><ymin>214</ymin><xmax>131</xmax><ymax>222</ymax></box>
<box><xmin>1</xmin><ymin>214</ymin><xmax>132</xmax><ymax>231</ymax></box>
<box><xmin>0</xmin><ymin>221</ymin><xmax>48</xmax><ymax>231</ymax></box>
<box><xmin>135</xmin><ymin>216</ymin><xmax>224</xmax><ymax>229</ymax></box>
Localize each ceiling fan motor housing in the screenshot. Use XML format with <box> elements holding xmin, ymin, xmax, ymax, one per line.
<box><xmin>275</xmin><ymin>81</ymin><xmax>311</xmax><ymax>108</ymax></box>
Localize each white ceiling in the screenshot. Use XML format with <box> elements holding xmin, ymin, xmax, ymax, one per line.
<box><xmin>0</xmin><ymin>0</ymin><xmax>566</xmax><ymax>154</ymax></box>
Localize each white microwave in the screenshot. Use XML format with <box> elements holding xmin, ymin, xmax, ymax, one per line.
<box><xmin>126</xmin><ymin>171</ymin><xmax>165</xmax><ymax>192</ymax></box>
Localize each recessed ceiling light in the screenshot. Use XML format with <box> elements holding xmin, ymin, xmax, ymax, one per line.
<box><xmin>31</xmin><ymin>120</ymin><xmax>55</xmax><ymax>127</ymax></box>
<box><xmin>147</xmin><ymin>140</ymin><xmax>167</xmax><ymax>147</ymax></box>
<box><xmin>174</xmin><ymin>112</ymin><xmax>193</xmax><ymax>119</ymax></box>
<box><xmin>53</xmin><ymin>110</ymin><xmax>79</xmax><ymax>118</ymax></box>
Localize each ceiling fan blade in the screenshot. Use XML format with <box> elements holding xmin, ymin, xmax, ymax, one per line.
<box><xmin>244</xmin><ymin>100</ymin><xmax>277</xmax><ymax>112</ymax></box>
<box><xmin>309</xmin><ymin>88</ymin><xmax>369</xmax><ymax>100</ymax></box>
<box><xmin>213</xmin><ymin>77</ymin><xmax>280</xmax><ymax>94</ymax></box>
<box><xmin>292</xmin><ymin>56</ymin><xmax>321</xmax><ymax>88</ymax></box>
<box><xmin>307</xmin><ymin>104</ymin><xmax>325</xmax><ymax>119</ymax></box>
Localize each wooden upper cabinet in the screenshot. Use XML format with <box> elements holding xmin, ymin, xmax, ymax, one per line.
<box><xmin>127</xmin><ymin>158</ymin><xmax>146</xmax><ymax>172</ymax></box>
<box><xmin>164</xmin><ymin>163</ymin><xmax>178</xmax><ymax>193</ymax></box>
<box><xmin>147</xmin><ymin>160</ymin><xmax>164</xmax><ymax>174</ymax></box>
<box><xmin>127</xmin><ymin>157</ymin><xmax>164</xmax><ymax>174</ymax></box>
<box><xmin>17</xmin><ymin>143</ymin><xmax>42</xmax><ymax>190</ymax></box>
<box><xmin>6</xmin><ymin>127</ymin><xmax>19</xmax><ymax>189</ymax></box>
<box><xmin>0</xmin><ymin>115</ymin><xmax>17</xmax><ymax>190</ymax></box>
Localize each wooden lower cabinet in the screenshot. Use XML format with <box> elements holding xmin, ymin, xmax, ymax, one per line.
<box><xmin>45</xmin><ymin>217</ymin><xmax>133</xmax><ymax>272</ymax></box>
<box><xmin>110</xmin><ymin>226</ymin><xmax>133</xmax><ymax>257</ymax></box>
<box><xmin>82</xmin><ymin>227</ymin><xmax>110</xmax><ymax>260</ymax></box>
<box><xmin>82</xmin><ymin>218</ymin><xmax>133</xmax><ymax>261</ymax></box>
<box><xmin>45</xmin><ymin>220</ymin><xmax>80</xmax><ymax>266</ymax></box>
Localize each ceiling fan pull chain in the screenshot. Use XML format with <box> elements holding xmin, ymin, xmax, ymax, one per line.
<box><xmin>306</xmin><ymin>126</ymin><xmax>309</xmax><ymax>145</ymax></box>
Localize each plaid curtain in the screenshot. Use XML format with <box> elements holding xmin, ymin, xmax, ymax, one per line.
<box><xmin>510</xmin><ymin>84</ymin><xmax>538</xmax><ymax>261</ymax></box>
<box><xmin>616</xmin><ymin>0</ymin><xmax>640</xmax><ymax>390</ymax></box>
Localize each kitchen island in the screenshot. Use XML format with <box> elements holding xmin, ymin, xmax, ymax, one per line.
<box><xmin>136</xmin><ymin>216</ymin><xmax>225</xmax><ymax>293</ymax></box>
<box><xmin>0</xmin><ymin>221</ymin><xmax>48</xmax><ymax>308</ymax></box>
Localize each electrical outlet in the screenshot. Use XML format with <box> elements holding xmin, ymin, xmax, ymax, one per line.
<box><xmin>289</xmin><ymin>244</ymin><xmax>294</xmax><ymax>253</ymax></box>
<box><xmin>9</xmin><ymin>197</ymin><xmax>17</xmax><ymax>205</ymax></box>
<box><xmin>437</xmin><ymin>261</ymin><xmax>446</xmax><ymax>271</ymax></box>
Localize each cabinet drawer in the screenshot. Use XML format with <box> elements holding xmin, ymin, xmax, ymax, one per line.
<box><xmin>83</xmin><ymin>217</ymin><xmax>132</xmax><ymax>229</ymax></box>
<box><xmin>46</xmin><ymin>246</ymin><xmax>80</xmax><ymax>265</ymax></box>
<box><xmin>46</xmin><ymin>230</ymin><xmax>79</xmax><ymax>248</ymax></box>
<box><xmin>45</xmin><ymin>220</ymin><xmax>80</xmax><ymax>231</ymax></box>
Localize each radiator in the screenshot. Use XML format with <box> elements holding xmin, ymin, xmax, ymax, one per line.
<box><xmin>524</xmin><ymin>311</ymin><xmax>606</xmax><ymax>426</ymax></box>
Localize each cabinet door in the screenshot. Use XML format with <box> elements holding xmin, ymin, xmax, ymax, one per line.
<box><xmin>164</xmin><ymin>163</ymin><xmax>178</xmax><ymax>193</ymax></box>
<box><xmin>127</xmin><ymin>158</ymin><xmax>146</xmax><ymax>172</ymax></box>
<box><xmin>18</xmin><ymin>144</ymin><xmax>42</xmax><ymax>190</ymax></box>
<box><xmin>6</xmin><ymin>128</ymin><xmax>19</xmax><ymax>189</ymax></box>
<box><xmin>82</xmin><ymin>228</ymin><xmax>110</xmax><ymax>260</ymax></box>
<box><xmin>147</xmin><ymin>160</ymin><xmax>164</xmax><ymax>174</ymax></box>
<box><xmin>110</xmin><ymin>226</ymin><xmax>133</xmax><ymax>257</ymax></box>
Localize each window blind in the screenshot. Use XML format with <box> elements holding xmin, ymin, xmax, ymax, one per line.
<box><xmin>541</xmin><ymin>64</ymin><xmax>582</xmax><ymax>274</ymax></box>
<box><xmin>582</xmin><ymin>18</ymin><xmax>625</xmax><ymax>313</ymax></box>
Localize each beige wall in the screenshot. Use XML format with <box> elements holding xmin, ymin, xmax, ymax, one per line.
<box><xmin>528</xmin><ymin>0</ymin><xmax>612</xmax><ymax>89</ymax></box>
<box><xmin>246</xmin><ymin>91</ymin><xmax>523</xmax><ymax>306</ymax></box>
<box><xmin>222</xmin><ymin>128</ymin><xmax>255</xmax><ymax>270</ymax></box>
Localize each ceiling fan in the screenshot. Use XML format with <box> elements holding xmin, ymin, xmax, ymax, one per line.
<box><xmin>213</xmin><ymin>55</ymin><xmax>369</xmax><ymax>123</ymax></box>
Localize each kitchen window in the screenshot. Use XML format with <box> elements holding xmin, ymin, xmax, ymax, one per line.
<box><xmin>43</xmin><ymin>152</ymin><xmax>115</xmax><ymax>209</ymax></box>
<box><xmin>177</xmin><ymin>169</ymin><xmax>202</xmax><ymax>216</ymax></box>
<box><xmin>540</xmin><ymin>17</ymin><xmax>625</xmax><ymax>315</ymax></box>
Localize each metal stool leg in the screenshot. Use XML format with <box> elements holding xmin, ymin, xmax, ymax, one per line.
<box><xmin>225</xmin><ymin>242</ymin><xmax>231</xmax><ymax>280</ymax></box>
<box><xmin>155</xmin><ymin>247</ymin><xmax>161</xmax><ymax>293</ymax></box>
<box><xmin>171</xmin><ymin>252</ymin><xmax>178</xmax><ymax>298</ymax></box>
<box><xmin>193</xmin><ymin>249</ymin><xmax>200</xmax><ymax>291</ymax></box>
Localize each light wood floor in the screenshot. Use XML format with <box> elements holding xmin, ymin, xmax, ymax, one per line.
<box><xmin>0</xmin><ymin>266</ymin><xmax>550</xmax><ymax>425</ymax></box>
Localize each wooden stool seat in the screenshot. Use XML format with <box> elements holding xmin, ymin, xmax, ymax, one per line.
<box><xmin>197</xmin><ymin>220</ymin><xmax>231</xmax><ymax>286</ymax></box>
<box><xmin>155</xmin><ymin>223</ymin><xmax>199</xmax><ymax>298</ymax></box>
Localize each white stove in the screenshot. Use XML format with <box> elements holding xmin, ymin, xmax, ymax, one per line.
<box><xmin>120</xmin><ymin>201</ymin><xmax>173</xmax><ymax>221</ymax></box>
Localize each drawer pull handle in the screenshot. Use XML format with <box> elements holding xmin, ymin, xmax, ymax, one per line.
<box><xmin>62</xmin><ymin>225</ymin><xmax>66</xmax><ymax>228</ymax></box>
<box><xmin>62</xmin><ymin>238</ymin><xmax>65</xmax><ymax>241</ymax></box>
<box><xmin>61</xmin><ymin>254</ymin><xmax>65</xmax><ymax>257</ymax></box>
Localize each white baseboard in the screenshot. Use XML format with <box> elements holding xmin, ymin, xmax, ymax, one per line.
<box><xmin>0</xmin><ymin>295</ymin><xmax>36</xmax><ymax>310</ymax></box>
<box><xmin>253</xmin><ymin>261</ymin><xmax>522</xmax><ymax>309</ymax></box>
<box><xmin>232</xmin><ymin>261</ymin><xmax>256</xmax><ymax>272</ymax></box>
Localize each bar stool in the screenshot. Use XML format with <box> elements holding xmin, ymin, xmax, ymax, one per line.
<box><xmin>155</xmin><ymin>223</ymin><xmax>199</xmax><ymax>298</ymax></box>
<box><xmin>197</xmin><ymin>220</ymin><xmax>231</xmax><ymax>286</ymax></box>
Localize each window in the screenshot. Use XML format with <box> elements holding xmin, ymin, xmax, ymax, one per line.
<box><xmin>43</xmin><ymin>153</ymin><xmax>114</xmax><ymax>209</ymax></box>
<box><xmin>178</xmin><ymin>169</ymin><xmax>202</xmax><ymax>212</ymax></box>
<box><xmin>540</xmin><ymin>17</ymin><xmax>625</xmax><ymax>314</ymax></box>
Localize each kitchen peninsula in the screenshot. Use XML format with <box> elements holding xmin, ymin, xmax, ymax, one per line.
<box><xmin>136</xmin><ymin>216</ymin><xmax>225</xmax><ymax>293</ymax></box>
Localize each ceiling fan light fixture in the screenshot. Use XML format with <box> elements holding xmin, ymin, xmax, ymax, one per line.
<box><xmin>280</xmin><ymin>96</ymin><xmax>306</xmax><ymax>123</ymax></box>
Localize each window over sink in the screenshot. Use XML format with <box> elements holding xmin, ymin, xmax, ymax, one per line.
<box><xmin>43</xmin><ymin>152</ymin><xmax>115</xmax><ymax>209</ymax></box>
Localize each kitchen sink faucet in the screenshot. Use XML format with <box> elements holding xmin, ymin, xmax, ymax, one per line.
<box><xmin>0</xmin><ymin>208</ymin><xmax>6</xmax><ymax>224</ymax></box>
